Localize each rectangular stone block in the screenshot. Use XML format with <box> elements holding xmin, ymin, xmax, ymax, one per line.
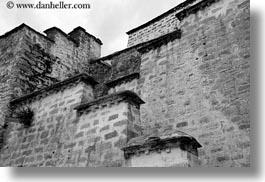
<box><xmin>104</xmin><ymin>131</ymin><xmax>118</xmax><ymax>140</ymax></box>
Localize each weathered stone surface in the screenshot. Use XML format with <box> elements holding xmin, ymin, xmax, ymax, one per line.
<box><xmin>137</xmin><ymin>0</ymin><xmax>250</xmax><ymax>167</ymax></box>
<box><xmin>104</xmin><ymin>131</ymin><xmax>118</xmax><ymax>140</ymax></box>
<box><xmin>0</xmin><ymin>0</ymin><xmax>249</xmax><ymax>168</ymax></box>
<box><xmin>108</xmin><ymin>114</ymin><xmax>119</xmax><ymax>121</ymax></box>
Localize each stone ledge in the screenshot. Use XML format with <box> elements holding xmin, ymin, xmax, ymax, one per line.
<box><xmin>122</xmin><ymin>130</ymin><xmax>201</xmax><ymax>159</ymax></box>
<box><xmin>92</xmin><ymin>29</ymin><xmax>181</xmax><ymax>63</ymax></box>
<box><xmin>75</xmin><ymin>90</ymin><xmax>145</xmax><ymax>112</ymax></box>
<box><xmin>91</xmin><ymin>43</ymin><xmax>142</xmax><ymax>63</ymax></box>
<box><xmin>126</xmin><ymin>0</ymin><xmax>199</xmax><ymax>35</ymax></box>
<box><xmin>10</xmin><ymin>73</ymin><xmax>98</xmax><ymax>105</ymax></box>
<box><xmin>106</xmin><ymin>73</ymin><xmax>140</xmax><ymax>88</ymax></box>
<box><xmin>137</xmin><ymin>29</ymin><xmax>182</xmax><ymax>53</ymax></box>
<box><xmin>176</xmin><ymin>0</ymin><xmax>220</xmax><ymax>21</ymax></box>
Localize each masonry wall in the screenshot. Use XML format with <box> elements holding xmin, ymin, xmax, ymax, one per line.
<box><xmin>45</xmin><ymin>28</ymin><xmax>101</xmax><ymax>79</ymax></box>
<box><xmin>108</xmin><ymin>78</ymin><xmax>140</xmax><ymax>95</ymax></box>
<box><xmin>126</xmin><ymin>148</ymin><xmax>191</xmax><ymax>167</ymax></box>
<box><xmin>0</xmin><ymin>30</ymin><xmax>25</xmax><ymax>127</ymax></box>
<box><xmin>77</xmin><ymin>101</ymin><xmax>137</xmax><ymax>167</ymax></box>
<box><xmin>138</xmin><ymin>0</ymin><xmax>250</xmax><ymax>167</ymax></box>
<box><xmin>127</xmin><ymin>11</ymin><xmax>177</xmax><ymax>47</ymax></box>
<box><xmin>107</xmin><ymin>49</ymin><xmax>141</xmax><ymax>81</ymax></box>
<box><xmin>0</xmin><ymin>81</ymin><xmax>87</xmax><ymax>166</ymax></box>
<box><xmin>0</xmin><ymin>78</ymin><xmax>143</xmax><ymax>167</ymax></box>
<box><xmin>14</xmin><ymin>27</ymin><xmax>57</xmax><ymax>96</ymax></box>
<box><xmin>126</xmin><ymin>0</ymin><xmax>207</xmax><ymax>47</ymax></box>
<box><xmin>0</xmin><ymin>0</ymin><xmax>250</xmax><ymax>168</ymax></box>
<box><xmin>0</xmin><ymin>24</ymin><xmax>102</xmax><ymax>133</ymax></box>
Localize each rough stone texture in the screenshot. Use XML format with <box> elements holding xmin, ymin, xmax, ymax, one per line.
<box><xmin>0</xmin><ymin>0</ymin><xmax>250</xmax><ymax>167</ymax></box>
<box><xmin>0</xmin><ymin>77</ymin><xmax>144</xmax><ymax>167</ymax></box>
<box><xmin>123</xmin><ymin>130</ymin><xmax>201</xmax><ymax>167</ymax></box>
<box><xmin>138</xmin><ymin>0</ymin><xmax>250</xmax><ymax>167</ymax></box>
<box><xmin>0</xmin><ymin>29</ymin><xmax>22</xmax><ymax>127</ymax></box>
<box><xmin>127</xmin><ymin>10</ymin><xmax>177</xmax><ymax>47</ymax></box>
<box><xmin>126</xmin><ymin>148</ymin><xmax>194</xmax><ymax>167</ymax></box>
<box><xmin>108</xmin><ymin>78</ymin><xmax>140</xmax><ymax>95</ymax></box>
<box><xmin>0</xmin><ymin>80</ymin><xmax>87</xmax><ymax>167</ymax></box>
<box><xmin>0</xmin><ymin>23</ymin><xmax>102</xmax><ymax>131</ymax></box>
<box><xmin>126</xmin><ymin>0</ymin><xmax>207</xmax><ymax>47</ymax></box>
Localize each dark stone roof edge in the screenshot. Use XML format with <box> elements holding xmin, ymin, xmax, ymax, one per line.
<box><xmin>176</xmin><ymin>0</ymin><xmax>220</xmax><ymax>21</ymax></box>
<box><xmin>137</xmin><ymin>29</ymin><xmax>182</xmax><ymax>53</ymax></box>
<box><xmin>126</xmin><ymin>0</ymin><xmax>198</xmax><ymax>35</ymax></box>
<box><xmin>106</xmin><ymin>73</ymin><xmax>140</xmax><ymax>87</ymax></box>
<box><xmin>122</xmin><ymin>136</ymin><xmax>202</xmax><ymax>153</ymax></box>
<box><xmin>75</xmin><ymin>90</ymin><xmax>145</xmax><ymax>111</ymax></box>
<box><xmin>91</xmin><ymin>42</ymin><xmax>142</xmax><ymax>63</ymax></box>
<box><xmin>69</xmin><ymin>27</ymin><xmax>103</xmax><ymax>45</ymax></box>
<box><xmin>0</xmin><ymin>23</ymin><xmax>54</xmax><ymax>43</ymax></box>
<box><xmin>92</xmin><ymin>29</ymin><xmax>181</xmax><ymax>63</ymax></box>
<box><xmin>10</xmin><ymin>73</ymin><xmax>98</xmax><ymax>105</ymax></box>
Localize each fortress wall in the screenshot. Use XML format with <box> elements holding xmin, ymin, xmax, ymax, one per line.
<box><xmin>0</xmin><ymin>81</ymin><xmax>87</xmax><ymax>167</ymax></box>
<box><xmin>0</xmin><ymin>72</ymin><xmax>143</xmax><ymax>167</ymax></box>
<box><xmin>0</xmin><ymin>24</ymin><xmax>102</xmax><ymax>129</ymax></box>
<box><xmin>76</xmin><ymin>102</ymin><xmax>130</xmax><ymax>167</ymax></box>
<box><xmin>0</xmin><ymin>0</ymin><xmax>250</xmax><ymax>168</ymax></box>
<box><xmin>108</xmin><ymin>78</ymin><xmax>140</xmax><ymax>95</ymax></box>
<box><xmin>138</xmin><ymin>0</ymin><xmax>250</xmax><ymax>167</ymax></box>
<box><xmin>127</xmin><ymin>10</ymin><xmax>177</xmax><ymax>47</ymax></box>
<box><xmin>0</xmin><ymin>30</ymin><xmax>24</xmax><ymax>127</ymax></box>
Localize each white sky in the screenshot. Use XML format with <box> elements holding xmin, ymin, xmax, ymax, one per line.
<box><xmin>0</xmin><ymin>0</ymin><xmax>184</xmax><ymax>56</ymax></box>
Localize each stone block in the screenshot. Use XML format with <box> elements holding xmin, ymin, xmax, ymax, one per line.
<box><xmin>113</xmin><ymin>120</ymin><xmax>127</xmax><ymax>127</ymax></box>
<box><xmin>100</xmin><ymin>125</ymin><xmax>110</xmax><ymax>132</ymax></box>
<box><xmin>75</xmin><ymin>132</ymin><xmax>84</xmax><ymax>139</ymax></box>
<box><xmin>40</xmin><ymin>131</ymin><xmax>49</xmax><ymax>139</ymax></box>
<box><xmin>104</xmin><ymin>131</ymin><xmax>118</xmax><ymax>140</ymax></box>
<box><xmin>108</xmin><ymin>114</ymin><xmax>119</xmax><ymax>121</ymax></box>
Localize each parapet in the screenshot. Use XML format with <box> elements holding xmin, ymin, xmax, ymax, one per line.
<box><xmin>44</xmin><ymin>27</ymin><xmax>77</xmax><ymax>45</ymax></box>
<box><xmin>10</xmin><ymin>73</ymin><xmax>98</xmax><ymax>106</ymax></box>
<box><xmin>122</xmin><ymin>129</ymin><xmax>201</xmax><ymax>167</ymax></box>
<box><xmin>75</xmin><ymin>90</ymin><xmax>145</xmax><ymax>113</ymax></box>
<box><xmin>0</xmin><ymin>23</ymin><xmax>54</xmax><ymax>43</ymax></box>
<box><xmin>44</xmin><ymin>26</ymin><xmax>103</xmax><ymax>48</ymax></box>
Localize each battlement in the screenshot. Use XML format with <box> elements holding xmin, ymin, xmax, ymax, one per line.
<box><xmin>0</xmin><ymin>23</ymin><xmax>102</xmax><ymax>48</ymax></box>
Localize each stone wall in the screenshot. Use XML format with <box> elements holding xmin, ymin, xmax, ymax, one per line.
<box><xmin>107</xmin><ymin>73</ymin><xmax>140</xmax><ymax>95</ymax></box>
<box><xmin>126</xmin><ymin>148</ymin><xmax>193</xmax><ymax>167</ymax></box>
<box><xmin>0</xmin><ymin>78</ymin><xmax>89</xmax><ymax>166</ymax></box>
<box><xmin>0</xmin><ymin>73</ymin><xmax>145</xmax><ymax>167</ymax></box>
<box><xmin>126</xmin><ymin>0</ymin><xmax>205</xmax><ymax>47</ymax></box>
<box><xmin>127</xmin><ymin>10</ymin><xmax>177</xmax><ymax>47</ymax></box>
<box><xmin>0</xmin><ymin>24</ymin><xmax>102</xmax><ymax>134</ymax></box>
<box><xmin>0</xmin><ymin>29</ymin><xmax>26</xmax><ymax>127</ymax></box>
<box><xmin>138</xmin><ymin>0</ymin><xmax>250</xmax><ymax>167</ymax></box>
<box><xmin>123</xmin><ymin>130</ymin><xmax>201</xmax><ymax>167</ymax></box>
<box><xmin>44</xmin><ymin>26</ymin><xmax>102</xmax><ymax>79</ymax></box>
<box><xmin>0</xmin><ymin>0</ymin><xmax>250</xmax><ymax>168</ymax></box>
